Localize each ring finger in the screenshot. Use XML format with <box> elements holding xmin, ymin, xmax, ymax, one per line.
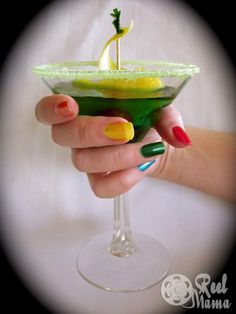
<box><xmin>71</xmin><ymin>140</ymin><xmax>165</xmax><ymax>173</ymax></box>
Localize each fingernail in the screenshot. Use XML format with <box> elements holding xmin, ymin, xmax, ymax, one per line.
<box><xmin>140</xmin><ymin>142</ymin><xmax>165</xmax><ymax>157</ymax></box>
<box><xmin>104</xmin><ymin>122</ymin><xmax>134</xmax><ymax>141</ymax></box>
<box><xmin>138</xmin><ymin>160</ymin><xmax>156</xmax><ymax>172</ymax></box>
<box><xmin>55</xmin><ymin>100</ymin><xmax>74</xmax><ymax>118</ymax></box>
<box><xmin>172</xmin><ymin>126</ymin><xmax>192</xmax><ymax>145</ymax></box>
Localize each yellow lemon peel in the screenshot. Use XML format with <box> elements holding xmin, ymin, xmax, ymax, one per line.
<box><xmin>72</xmin><ymin>16</ymin><xmax>164</xmax><ymax>95</ymax></box>
<box><xmin>98</xmin><ymin>20</ymin><xmax>134</xmax><ymax>70</ymax></box>
<box><xmin>73</xmin><ymin>77</ymin><xmax>163</xmax><ymax>91</ymax></box>
<box><xmin>99</xmin><ymin>77</ymin><xmax>163</xmax><ymax>98</ymax></box>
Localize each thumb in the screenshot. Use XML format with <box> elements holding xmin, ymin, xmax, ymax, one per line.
<box><xmin>155</xmin><ymin>105</ymin><xmax>191</xmax><ymax>148</ymax></box>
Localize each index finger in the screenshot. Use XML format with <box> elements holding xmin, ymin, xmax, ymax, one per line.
<box><xmin>35</xmin><ymin>94</ymin><xmax>79</xmax><ymax>125</ymax></box>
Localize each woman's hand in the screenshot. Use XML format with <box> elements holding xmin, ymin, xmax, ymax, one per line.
<box><xmin>35</xmin><ymin>94</ymin><xmax>191</xmax><ymax>197</ymax></box>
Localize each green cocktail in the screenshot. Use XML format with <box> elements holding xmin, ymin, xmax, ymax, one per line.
<box><xmin>35</xmin><ymin>60</ymin><xmax>197</xmax><ymax>141</ymax></box>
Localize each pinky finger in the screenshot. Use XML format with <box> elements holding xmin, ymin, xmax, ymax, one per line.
<box><xmin>87</xmin><ymin>159</ymin><xmax>158</xmax><ymax>198</ymax></box>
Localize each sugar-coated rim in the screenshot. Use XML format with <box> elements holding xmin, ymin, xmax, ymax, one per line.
<box><xmin>33</xmin><ymin>60</ymin><xmax>200</xmax><ymax>79</ymax></box>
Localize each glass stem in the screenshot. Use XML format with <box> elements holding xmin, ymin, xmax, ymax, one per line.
<box><xmin>109</xmin><ymin>193</ymin><xmax>136</xmax><ymax>257</ymax></box>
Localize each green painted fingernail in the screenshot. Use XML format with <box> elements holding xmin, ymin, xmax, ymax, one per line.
<box><xmin>140</xmin><ymin>142</ymin><xmax>165</xmax><ymax>157</ymax></box>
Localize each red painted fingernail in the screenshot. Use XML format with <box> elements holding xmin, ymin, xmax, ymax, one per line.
<box><xmin>55</xmin><ymin>100</ymin><xmax>74</xmax><ymax>118</ymax></box>
<box><xmin>172</xmin><ymin>126</ymin><xmax>192</xmax><ymax>146</ymax></box>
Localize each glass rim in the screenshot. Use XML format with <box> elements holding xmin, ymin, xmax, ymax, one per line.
<box><xmin>33</xmin><ymin>60</ymin><xmax>200</xmax><ymax>79</ymax></box>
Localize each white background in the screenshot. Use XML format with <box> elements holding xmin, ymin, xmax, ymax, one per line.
<box><xmin>0</xmin><ymin>0</ymin><xmax>235</xmax><ymax>313</ymax></box>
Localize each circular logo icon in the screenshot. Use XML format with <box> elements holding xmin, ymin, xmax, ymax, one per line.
<box><xmin>161</xmin><ymin>274</ymin><xmax>193</xmax><ymax>306</ymax></box>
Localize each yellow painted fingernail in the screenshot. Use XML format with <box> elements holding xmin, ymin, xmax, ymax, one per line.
<box><xmin>104</xmin><ymin>122</ymin><xmax>134</xmax><ymax>141</ymax></box>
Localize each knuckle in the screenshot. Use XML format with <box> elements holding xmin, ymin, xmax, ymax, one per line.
<box><xmin>111</xmin><ymin>147</ymin><xmax>123</xmax><ymax>166</ymax></box>
<box><xmin>71</xmin><ymin>150</ymin><xmax>86</xmax><ymax>172</ymax></box>
<box><xmin>77</xmin><ymin>117</ymin><xmax>93</xmax><ymax>147</ymax></box>
<box><xmin>110</xmin><ymin>146</ymin><xmax>136</xmax><ymax>169</ymax></box>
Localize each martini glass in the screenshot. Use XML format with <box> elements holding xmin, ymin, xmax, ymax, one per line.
<box><xmin>33</xmin><ymin>60</ymin><xmax>199</xmax><ymax>291</ymax></box>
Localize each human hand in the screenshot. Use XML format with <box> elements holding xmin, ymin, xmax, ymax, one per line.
<box><xmin>35</xmin><ymin>95</ymin><xmax>191</xmax><ymax>197</ymax></box>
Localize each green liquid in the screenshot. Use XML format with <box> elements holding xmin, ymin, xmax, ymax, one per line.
<box><xmin>53</xmin><ymin>83</ymin><xmax>176</xmax><ymax>140</ymax></box>
<box><xmin>74</xmin><ymin>96</ymin><xmax>173</xmax><ymax>140</ymax></box>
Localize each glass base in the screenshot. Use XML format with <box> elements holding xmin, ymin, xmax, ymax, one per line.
<box><xmin>76</xmin><ymin>232</ymin><xmax>170</xmax><ymax>292</ymax></box>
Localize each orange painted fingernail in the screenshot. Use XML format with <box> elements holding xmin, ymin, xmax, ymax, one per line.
<box><xmin>55</xmin><ymin>101</ymin><xmax>74</xmax><ymax>118</ymax></box>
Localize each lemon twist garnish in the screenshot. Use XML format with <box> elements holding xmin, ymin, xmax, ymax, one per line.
<box><xmin>98</xmin><ymin>20</ymin><xmax>134</xmax><ymax>70</ymax></box>
<box><xmin>72</xmin><ymin>8</ymin><xmax>163</xmax><ymax>96</ymax></box>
